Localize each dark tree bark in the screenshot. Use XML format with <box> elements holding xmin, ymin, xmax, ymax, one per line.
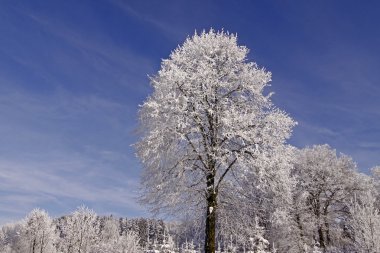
<box><xmin>318</xmin><ymin>226</ymin><xmax>325</xmax><ymax>251</ymax></box>
<box><xmin>205</xmin><ymin>173</ymin><xmax>217</xmax><ymax>253</ymax></box>
<box><xmin>31</xmin><ymin>238</ymin><xmax>36</xmax><ymax>253</ymax></box>
<box><xmin>40</xmin><ymin>231</ymin><xmax>45</xmax><ymax>253</ymax></box>
<box><xmin>295</xmin><ymin>213</ymin><xmax>306</xmax><ymax>249</ymax></box>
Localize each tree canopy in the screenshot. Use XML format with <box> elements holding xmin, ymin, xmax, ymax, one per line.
<box><xmin>136</xmin><ymin>29</ymin><xmax>296</xmax><ymax>252</ymax></box>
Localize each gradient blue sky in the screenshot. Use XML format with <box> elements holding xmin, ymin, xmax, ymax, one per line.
<box><xmin>1</xmin><ymin>0</ymin><xmax>380</xmax><ymax>224</ymax></box>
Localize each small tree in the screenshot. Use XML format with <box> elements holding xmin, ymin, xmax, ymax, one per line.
<box><xmin>23</xmin><ymin>208</ymin><xmax>56</xmax><ymax>253</ymax></box>
<box><xmin>90</xmin><ymin>230</ymin><xmax>143</xmax><ymax>253</ymax></box>
<box><xmin>0</xmin><ymin>226</ymin><xmax>11</xmax><ymax>253</ymax></box>
<box><xmin>349</xmin><ymin>192</ymin><xmax>380</xmax><ymax>253</ymax></box>
<box><xmin>136</xmin><ymin>29</ymin><xmax>295</xmax><ymax>253</ymax></box>
<box><xmin>119</xmin><ymin>231</ymin><xmax>143</xmax><ymax>253</ymax></box>
<box><xmin>58</xmin><ymin>205</ymin><xmax>98</xmax><ymax>253</ymax></box>
<box><xmin>91</xmin><ymin>216</ymin><xmax>120</xmax><ymax>251</ymax></box>
<box><xmin>0</xmin><ymin>221</ymin><xmax>26</xmax><ymax>252</ymax></box>
<box><xmin>293</xmin><ymin>145</ymin><xmax>366</xmax><ymax>251</ymax></box>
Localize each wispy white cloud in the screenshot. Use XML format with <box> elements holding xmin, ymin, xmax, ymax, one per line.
<box><xmin>0</xmin><ymin>7</ymin><xmax>151</xmax><ymax>224</ymax></box>
<box><xmin>108</xmin><ymin>0</ymin><xmax>185</xmax><ymax>40</ymax></box>
<box><xmin>0</xmin><ymin>1</ymin><xmax>154</xmax><ymax>221</ymax></box>
<box><xmin>1</xmin><ymin>7</ymin><xmax>155</xmax><ymax>98</ymax></box>
<box><xmin>0</xmin><ymin>83</ymin><xmax>144</xmax><ymax>223</ymax></box>
<box><xmin>272</xmin><ymin>43</ymin><xmax>380</xmax><ymax>173</ymax></box>
<box><xmin>302</xmin><ymin>122</ymin><xmax>339</xmax><ymax>137</ymax></box>
<box><xmin>357</xmin><ymin>142</ymin><xmax>380</xmax><ymax>150</ymax></box>
<box><xmin>0</xmin><ymin>154</ymin><xmax>143</xmax><ymax>221</ymax></box>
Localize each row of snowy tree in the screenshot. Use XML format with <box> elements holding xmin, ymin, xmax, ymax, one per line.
<box><xmin>2</xmin><ymin>153</ymin><xmax>378</xmax><ymax>253</ymax></box>
<box><xmin>169</xmin><ymin>145</ymin><xmax>380</xmax><ymax>253</ymax></box>
<box><xmin>3</xmin><ymin>151</ymin><xmax>377</xmax><ymax>253</ymax></box>
<box><xmin>1</xmin><ymin>146</ymin><xmax>379</xmax><ymax>251</ymax></box>
<box><xmin>2</xmin><ymin>147</ymin><xmax>379</xmax><ymax>253</ymax></box>
<box><xmin>0</xmin><ymin>206</ymin><xmax>182</xmax><ymax>253</ymax></box>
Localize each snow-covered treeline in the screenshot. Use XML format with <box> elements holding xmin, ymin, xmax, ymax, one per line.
<box><xmin>163</xmin><ymin>146</ymin><xmax>380</xmax><ymax>253</ymax></box>
<box><xmin>2</xmin><ymin>152</ymin><xmax>380</xmax><ymax>253</ymax></box>
<box><xmin>0</xmin><ymin>206</ymin><xmax>177</xmax><ymax>253</ymax></box>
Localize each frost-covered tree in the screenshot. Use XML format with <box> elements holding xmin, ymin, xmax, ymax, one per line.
<box><xmin>118</xmin><ymin>231</ymin><xmax>143</xmax><ymax>253</ymax></box>
<box><xmin>160</xmin><ymin>228</ymin><xmax>176</xmax><ymax>253</ymax></box>
<box><xmin>0</xmin><ymin>226</ymin><xmax>11</xmax><ymax>253</ymax></box>
<box><xmin>90</xmin><ymin>216</ymin><xmax>120</xmax><ymax>251</ymax></box>
<box><xmin>349</xmin><ymin>192</ymin><xmax>380</xmax><ymax>253</ymax></box>
<box><xmin>57</xmin><ymin>205</ymin><xmax>98</xmax><ymax>253</ymax></box>
<box><xmin>370</xmin><ymin>166</ymin><xmax>380</xmax><ymax>209</ymax></box>
<box><xmin>136</xmin><ymin>29</ymin><xmax>295</xmax><ymax>253</ymax></box>
<box><xmin>90</xmin><ymin>230</ymin><xmax>143</xmax><ymax>253</ymax></box>
<box><xmin>217</xmin><ymin>145</ymin><xmax>296</xmax><ymax>252</ymax></box>
<box><xmin>23</xmin><ymin>208</ymin><xmax>56</xmax><ymax>253</ymax></box>
<box><xmin>0</xmin><ymin>221</ymin><xmax>26</xmax><ymax>252</ymax></box>
<box><xmin>89</xmin><ymin>216</ymin><xmax>145</xmax><ymax>253</ymax></box>
<box><xmin>293</xmin><ymin>145</ymin><xmax>366</xmax><ymax>252</ymax></box>
<box><xmin>181</xmin><ymin>239</ymin><xmax>197</xmax><ymax>253</ymax></box>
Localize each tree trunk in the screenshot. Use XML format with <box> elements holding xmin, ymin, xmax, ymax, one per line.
<box><xmin>295</xmin><ymin>213</ymin><xmax>306</xmax><ymax>250</ymax></box>
<box><xmin>40</xmin><ymin>231</ymin><xmax>45</xmax><ymax>253</ymax></box>
<box><xmin>318</xmin><ymin>226</ymin><xmax>325</xmax><ymax>252</ymax></box>
<box><xmin>324</xmin><ymin>219</ymin><xmax>330</xmax><ymax>246</ymax></box>
<box><xmin>31</xmin><ymin>238</ymin><xmax>36</xmax><ymax>253</ymax></box>
<box><xmin>323</xmin><ymin>206</ymin><xmax>331</xmax><ymax>247</ymax></box>
<box><xmin>205</xmin><ymin>174</ymin><xmax>217</xmax><ymax>253</ymax></box>
<box><xmin>314</xmin><ymin>196</ymin><xmax>326</xmax><ymax>252</ymax></box>
<box><xmin>79</xmin><ymin>231</ymin><xmax>83</xmax><ymax>253</ymax></box>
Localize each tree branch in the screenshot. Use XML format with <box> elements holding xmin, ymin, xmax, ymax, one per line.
<box><xmin>216</xmin><ymin>157</ymin><xmax>237</xmax><ymax>191</ymax></box>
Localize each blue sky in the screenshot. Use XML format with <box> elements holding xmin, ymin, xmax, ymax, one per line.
<box><xmin>1</xmin><ymin>0</ymin><xmax>380</xmax><ymax>224</ymax></box>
